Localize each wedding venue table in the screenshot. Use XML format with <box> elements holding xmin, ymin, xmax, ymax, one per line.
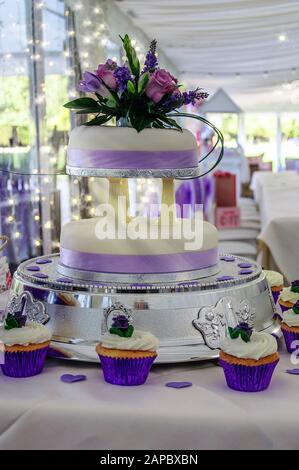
<box><xmin>0</xmin><ymin>341</ymin><xmax>298</xmax><ymax>450</ymax></box>
<box><xmin>251</xmin><ymin>172</ymin><xmax>299</xmax><ymax>281</ymax></box>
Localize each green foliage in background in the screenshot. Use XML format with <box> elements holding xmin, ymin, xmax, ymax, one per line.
<box><xmin>0</xmin><ymin>75</ymin><xmax>69</xmax><ymax>146</ymax></box>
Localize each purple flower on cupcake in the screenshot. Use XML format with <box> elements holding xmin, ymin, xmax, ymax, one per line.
<box><xmin>111</xmin><ymin>314</ymin><xmax>130</xmax><ymax>330</ymax></box>
<box><xmin>145</xmin><ymin>69</ymin><xmax>178</xmax><ymax>103</ymax></box>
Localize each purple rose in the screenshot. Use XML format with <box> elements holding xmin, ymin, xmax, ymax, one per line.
<box><xmin>96</xmin><ymin>60</ymin><xmax>118</xmax><ymax>90</ymax></box>
<box><xmin>78</xmin><ymin>71</ymin><xmax>105</xmax><ymax>94</ymax></box>
<box><xmin>145</xmin><ymin>69</ymin><xmax>177</xmax><ymax>103</ymax></box>
<box><xmin>111</xmin><ymin>314</ymin><xmax>129</xmax><ymax>330</ymax></box>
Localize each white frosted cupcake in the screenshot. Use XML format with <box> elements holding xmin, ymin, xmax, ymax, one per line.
<box><xmin>279</xmin><ymin>283</ymin><xmax>299</xmax><ymax>312</ymax></box>
<box><xmin>220</xmin><ymin>322</ymin><xmax>279</xmax><ymax>392</ymax></box>
<box><xmin>264</xmin><ymin>270</ymin><xmax>283</xmax><ymax>304</ymax></box>
<box><xmin>0</xmin><ymin>313</ymin><xmax>51</xmax><ymax>378</ymax></box>
<box><xmin>96</xmin><ymin>314</ymin><xmax>159</xmax><ymax>386</ymax></box>
<box><xmin>281</xmin><ymin>301</ymin><xmax>299</xmax><ymax>353</ymax></box>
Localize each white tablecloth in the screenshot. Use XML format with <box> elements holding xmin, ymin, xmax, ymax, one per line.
<box><xmin>251</xmin><ymin>171</ymin><xmax>299</xmax><ymax>203</ymax></box>
<box><xmin>250</xmin><ymin>172</ymin><xmax>299</xmax><ymax>281</ymax></box>
<box><xmin>0</xmin><ymin>342</ymin><xmax>298</xmax><ymax>450</ymax></box>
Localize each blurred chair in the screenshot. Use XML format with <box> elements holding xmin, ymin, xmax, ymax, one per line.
<box><xmin>285</xmin><ymin>159</ymin><xmax>299</xmax><ymax>171</ymax></box>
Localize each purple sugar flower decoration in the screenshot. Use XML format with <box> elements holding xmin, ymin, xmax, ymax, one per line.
<box><xmin>228</xmin><ymin>322</ymin><xmax>253</xmax><ymax>343</ymax></box>
<box><xmin>183</xmin><ymin>89</ymin><xmax>209</xmax><ymax>106</ymax></box>
<box><xmin>112</xmin><ymin>314</ymin><xmax>130</xmax><ymax>330</ymax></box>
<box><xmin>109</xmin><ymin>314</ymin><xmax>134</xmax><ymax>338</ymax></box>
<box><xmin>142</xmin><ymin>39</ymin><xmax>158</xmax><ymax>73</ymax></box>
<box><xmin>114</xmin><ymin>66</ymin><xmax>132</xmax><ymax>92</ymax></box>
<box><xmin>105</xmin><ymin>59</ymin><xmax>118</xmax><ymax>71</ymax></box>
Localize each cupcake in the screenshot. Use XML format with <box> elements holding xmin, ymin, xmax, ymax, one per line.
<box><xmin>263</xmin><ymin>270</ymin><xmax>283</xmax><ymax>304</ymax></box>
<box><xmin>96</xmin><ymin>314</ymin><xmax>158</xmax><ymax>386</ymax></box>
<box><xmin>0</xmin><ymin>310</ymin><xmax>51</xmax><ymax>378</ymax></box>
<box><xmin>219</xmin><ymin>322</ymin><xmax>279</xmax><ymax>392</ymax></box>
<box><xmin>281</xmin><ymin>301</ymin><xmax>299</xmax><ymax>353</ymax></box>
<box><xmin>279</xmin><ymin>281</ymin><xmax>299</xmax><ymax>312</ymax></box>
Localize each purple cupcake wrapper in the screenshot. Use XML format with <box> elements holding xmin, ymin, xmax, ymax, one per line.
<box><xmin>98</xmin><ymin>354</ymin><xmax>156</xmax><ymax>386</ymax></box>
<box><xmin>220</xmin><ymin>358</ymin><xmax>279</xmax><ymax>392</ymax></box>
<box><xmin>279</xmin><ymin>302</ymin><xmax>292</xmax><ymax>313</ymax></box>
<box><xmin>281</xmin><ymin>327</ymin><xmax>299</xmax><ymax>354</ymax></box>
<box><xmin>1</xmin><ymin>346</ymin><xmax>49</xmax><ymax>378</ymax></box>
<box><xmin>271</xmin><ymin>290</ymin><xmax>280</xmax><ymax>304</ymax></box>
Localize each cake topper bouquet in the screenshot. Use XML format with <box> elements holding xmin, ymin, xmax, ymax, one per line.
<box><xmin>64</xmin><ymin>34</ymin><xmax>211</xmax><ymax>133</ymax></box>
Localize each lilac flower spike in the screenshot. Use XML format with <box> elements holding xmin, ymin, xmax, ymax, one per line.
<box><xmin>114</xmin><ymin>66</ymin><xmax>132</xmax><ymax>92</ymax></box>
<box><xmin>143</xmin><ymin>39</ymin><xmax>158</xmax><ymax>73</ymax></box>
<box><xmin>183</xmin><ymin>89</ymin><xmax>209</xmax><ymax>105</ymax></box>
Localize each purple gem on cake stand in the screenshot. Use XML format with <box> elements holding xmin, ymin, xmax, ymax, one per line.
<box><xmin>239</xmin><ymin>269</ymin><xmax>253</xmax><ymax>275</ymax></box>
<box><xmin>34</xmin><ymin>273</ymin><xmax>49</xmax><ymax>279</ymax></box>
<box><xmin>220</xmin><ymin>256</ymin><xmax>235</xmax><ymax>262</ymax></box>
<box><xmin>57</xmin><ymin>277</ymin><xmax>72</xmax><ymax>283</ymax></box>
<box><xmin>216</xmin><ymin>275</ymin><xmax>234</xmax><ymax>282</ymax></box>
<box><xmin>36</xmin><ymin>258</ymin><xmax>53</xmax><ymax>265</ymax></box>
<box><xmin>238</xmin><ymin>262</ymin><xmax>253</xmax><ymax>268</ymax></box>
<box><xmin>27</xmin><ymin>265</ymin><xmax>40</xmax><ymax>272</ymax></box>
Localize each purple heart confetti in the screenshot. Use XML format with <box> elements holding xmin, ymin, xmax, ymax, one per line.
<box><xmin>36</xmin><ymin>258</ymin><xmax>53</xmax><ymax>264</ymax></box>
<box><xmin>165</xmin><ymin>381</ymin><xmax>193</xmax><ymax>389</ymax></box>
<box><xmin>60</xmin><ymin>374</ymin><xmax>87</xmax><ymax>383</ymax></box>
<box><xmin>216</xmin><ymin>275</ymin><xmax>234</xmax><ymax>282</ymax></box>
<box><xmin>286</xmin><ymin>369</ymin><xmax>299</xmax><ymax>375</ymax></box>
<box><xmin>26</xmin><ymin>265</ymin><xmax>40</xmax><ymax>272</ymax></box>
<box><xmin>238</xmin><ymin>262</ymin><xmax>253</xmax><ymax>268</ymax></box>
<box><xmin>220</xmin><ymin>256</ymin><xmax>235</xmax><ymax>262</ymax></box>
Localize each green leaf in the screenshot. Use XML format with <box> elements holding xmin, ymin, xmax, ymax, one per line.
<box><xmin>240</xmin><ymin>331</ymin><xmax>250</xmax><ymax>343</ymax></box>
<box><xmin>120</xmin><ymin>34</ymin><xmax>140</xmax><ymax>77</ymax></box>
<box><xmin>123</xmin><ymin>325</ymin><xmax>134</xmax><ymax>338</ymax></box>
<box><xmin>138</xmin><ymin>73</ymin><xmax>149</xmax><ymax>94</ymax></box>
<box><xmin>63</xmin><ymin>97</ymin><xmax>98</xmax><ymax>109</ymax></box>
<box><xmin>76</xmin><ymin>108</ymin><xmax>102</xmax><ymax>114</ymax></box>
<box><xmin>228</xmin><ymin>327</ymin><xmax>239</xmax><ymax>339</ymax></box>
<box><xmin>109</xmin><ymin>326</ymin><xmax>125</xmax><ymax>337</ymax></box>
<box><xmin>85</xmin><ymin>114</ymin><xmax>112</xmax><ymax>126</ymax></box>
<box><xmin>127</xmin><ymin>80</ymin><xmax>136</xmax><ymax>95</ymax></box>
<box><xmin>156</xmin><ymin>114</ymin><xmax>182</xmax><ymax>132</ymax></box>
<box><xmin>4</xmin><ymin>314</ymin><xmax>19</xmax><ymax>330</ymax></box>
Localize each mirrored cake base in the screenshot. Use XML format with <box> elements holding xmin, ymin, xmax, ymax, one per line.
<box><xmin>11</xmin><ymin>254</ymin><xmax>281</xmax><ymax>364</ymax></box>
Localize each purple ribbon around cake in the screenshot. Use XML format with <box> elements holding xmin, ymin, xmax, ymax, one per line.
<box><xmin>67</xmin><ymin>148</ymin><xmax>198</xmax><ymax>170</ymax></box>
<box><xmin>60</xmin><ymin>247</ymin><xmax>218</xmax><ymax>274</ymax></box>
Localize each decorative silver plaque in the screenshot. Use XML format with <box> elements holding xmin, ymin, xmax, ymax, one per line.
<box><xmin>5</xmin><ymin>291</ymin><xmax>49</xmax><ymax>325</ymax></box>
<box><xmin>193</xmin><ymin>296</ymin><xmax>256</xmax><ymax>349</ymax></box>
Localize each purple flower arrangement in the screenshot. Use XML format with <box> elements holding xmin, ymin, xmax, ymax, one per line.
<box><xmin>64</xmin><ymin>34</ymin><xmax>208</xmax><ymax>132</ymax></box>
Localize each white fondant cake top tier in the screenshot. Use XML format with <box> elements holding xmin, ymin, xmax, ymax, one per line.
<box><xmin>67</xmin><ymin>126</ymin><xmax>199</xmax><ymax>173</ymax></box>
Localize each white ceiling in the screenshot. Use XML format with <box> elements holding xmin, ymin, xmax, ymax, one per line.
<box><xmin>116</xmin><ymin>0</ymin><xmax>299</xmax><ymax>111</ymax></box>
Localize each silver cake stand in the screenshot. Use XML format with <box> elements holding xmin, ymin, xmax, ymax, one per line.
<box><xmin>11</xmin><ymin>254</ymin><xmax>280</xmax><ymax>364</ymax></box>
